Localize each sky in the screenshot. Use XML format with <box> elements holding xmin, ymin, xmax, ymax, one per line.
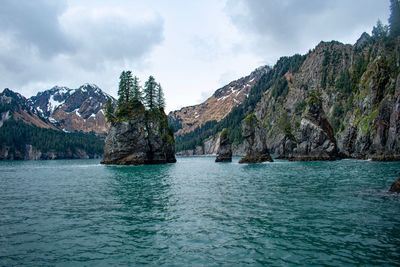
<box><xmin>0</xmin><ymin>0</ymin><xmax>390</xmax><ymax>112</ymax></box>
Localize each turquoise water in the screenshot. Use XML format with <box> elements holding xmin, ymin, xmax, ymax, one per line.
<box><xmin>0</xmin><ymin>157</ymin><xmax>400</xmax><ymax>266</ymax></box>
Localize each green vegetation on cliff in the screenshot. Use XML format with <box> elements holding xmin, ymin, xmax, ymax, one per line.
<box><xmin>175</xmin><ymin>54</ymin><xmax>307</xmax><ymax>151</ymax></box>
<box><xmin>175</xmin><ymin>0</ymin><xmax>400</xmax><ymax>159</ymax></box>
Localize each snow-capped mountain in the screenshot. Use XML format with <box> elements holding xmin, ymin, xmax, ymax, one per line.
<box><xmin>168</xmin><ymin>66</ymin><xmax>270</xmax><ymax>135</ymax></box>
<box><xmin>0</xmin><ymin>88</ymin><xmax>56</xmax><ymax>129</ymax></box>
<box><xmin>29</xmin><ymin>83</ymin><xmax>115</xmax><ymax>134</ymax></box>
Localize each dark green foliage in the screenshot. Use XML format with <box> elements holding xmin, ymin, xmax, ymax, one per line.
<box><xmin>244</xmin><ymin>113</ymin><xmax>256</xmax><ymax>124</ymax></box>
<box><xmin>105</xmin><ymin>98</ymin><xmax>115</xmax><ymax>122</ymax></box>
<box><xmin>168</xmin><ymin>116</ymin><xmax>182</xmax><ymax>132</ymax></box>
<box><xmin>271</xmin><ymin>78</ymin><xmax>289</xmax><ymax>98</ymax></box>
<box><xmin>372</xmin><ymin>20</ymin><xmax>389</xmax><ymax>40</ymax></box>
<box><xmin>156</xmin><ymin>83</ymin><xmax>166</xmax><ymax>110</ymax></box>
<box><xmin>321</xmin><ymin>50</ymin><xmax>330</xmax><ymax>88</ymax></box>
<box><xmin>277</xmin><ymin>112</ymin><xmax>295</xmax><ymax>140</ymax></box>
<box><xmin>110</xmin><ymin>71</ymin><xmax>167</xmax><ymax>122</ymax></box>
<box><xmin>175</xmin><ymin>120</ymin><xmax>218</xmax><ymax>151</ymax></box>
<box><xmin>220</xmin><ymin>128</ymin><xmax>230</xmax><ymax>140</ymax></box>
<box><xmin>117</xmin><ymin>70</ymin><xmax>134</xmax><ymax>117</ymax></box>
<box><xmin>389</xmin><ymin>0</ymin><xmax>400</xmax><ymax>37</ymax></box>
<box><xmin>294</xmin><ymin>101</ymin><xmax>307</xmax><ymax>115</ymax></box>
<box><xmin>117</xmin><ymin>70</ymin><xmax>127</xmax><ymax>105</ymax></box>
<box><xmin>144</xmin><ymin>76</ymin><xmax>157</xmax><ymax>110</ymax></box>
<box><xmin>130</xmin><ymin>76</ymin><xmax>143</xmax><ymax>103</ymax></box>
<box><xmin>352</xmin><ymin>55</ymin><xmax>369</xmax><ymax>85</ymax></box>
<box><xmin>335</xmin><ymin>70</ymin><xmax>352</xmax><ymax>95</ymax></box>
<box><xmin>307</xmin><ymin>90</ymin><xmax>322</xmax><ymax>107</ymax></box>
<box><xmin>0</xmin><ymin>119</ymin><xmax>104</xmax><ymax>156</ymax></box>
<box><xmin>331</xmin><ymin>104</ymin><xmax>345</xmax><ymax>133</ymax></box>
<box><xmin>175</xmin><ymin>54</ymin><xmax>307</xmax><ymax>151</ymax></box>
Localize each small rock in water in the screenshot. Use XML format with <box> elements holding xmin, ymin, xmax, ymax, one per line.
<box><xmin>215</xmin><ymin>129</ymin><xmax>232</xmax><ymax>162</ymax></box>
<box><xmin>389</xmin><ymin>177</ymin><xmax>400</xmax><ymax>193</ymax></box>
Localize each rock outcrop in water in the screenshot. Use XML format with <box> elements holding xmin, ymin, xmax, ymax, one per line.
<box><xmin>215</xmin><ymin>129</ymin><xmax>232</xmax><ymax>162</ymax></box>
<box><xmin>280</xmin><ymin>92</ymin><xmax>339</xmax><ymax>161</ymax></box>
<box><xmin>389</xmin><ymin>177</ymin><xmax>400</xmax><ymax>193</ymax></box>
<box><xmin>239</xmin><ymin>114</ymin><xmax>273</xmax><ymax>163</ymax></box>
<box><xmin>102</xmin><ymin>109</ymin><xmax>176</xmax><ymax>165</ymax></box>
<box><xmin>101</xmin><ymin>72</ymin><xmax>176</xmax><ymax>165</ymax></box>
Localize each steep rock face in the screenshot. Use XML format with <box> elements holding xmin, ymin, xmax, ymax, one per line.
<box><xmin>254</xmin><ymin>41</ymin><xmax>353</xmax><ymax>154</ymax></box>
<box><xmin>281</xmin><ymin>96</ymin><xmax>339</xmax><ymax>160</ymax></box>
<box><xmin>175</xmin><ymin>132</ymin><xmax>245</xmax><ymax>156</ymax></box>
<box><xmin>215</xmin><ymin>131</ymin><xmax>232</xmax><ymax>162</ymax></box>
<box><xmin>248</xmin><ymin>35</ymin><xmax>400</xmax><ymax>160</ymax></box>
<box><xmin>30</xmin><ymin>84</ymin><xmax>115</xmax><ymax>134</ymax></box>
<box><xmin>239</xmin><ymin>115</ymin><xmax>273</xmax><ymax>163</ymax></box>
<box><xmin>169</xmin><ymin>67</ymin><xmax>269</xmax><ymax>136</ymax></box>
<box><xmin>102</xmin><ymin>111</ymin><xmax>176</xmax><ymax>165</ymax></box>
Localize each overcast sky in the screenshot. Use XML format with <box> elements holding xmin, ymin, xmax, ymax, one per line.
<box><xmin>0</xmin><ymin>0</ymin><xmax>389</xmax><ymax>112</ymax></box>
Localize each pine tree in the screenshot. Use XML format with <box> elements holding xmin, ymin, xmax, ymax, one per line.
<box><xmin>117</xmin><ymin>71</ymin><xmax>127</xmax><ymax>106</ymax></box>
<box><xmin>372</xmin><ymin>20</ymin><xmax>388</xmax><ymax>39</ymax></box>
<box><xmin>389</xmin><ymin>0</ymin><xmax>400</xmax><ymax>37</ymax></box>
<box><xmin>156</xmin><ymin>83</ymin><xmax>166</xmax><ymax>110</ymax></box>
<box><xmin>144</xmin><ymin>76</ymin><xmax>157</xmax><ymax>110</ymax></box>
<box><xmin>105</xmin><ymin>98</ymin><xmax>114</xmax><ymax>122</ymax></box>
<box><xmin>130</xmin><ymin>76</ymin><xmax>143</xmax><ymax>103</ymax></box>
<box><xmin>125</xmin><ymin>71</ymin><xmax>133</xmax><ymax>103</ymax></box>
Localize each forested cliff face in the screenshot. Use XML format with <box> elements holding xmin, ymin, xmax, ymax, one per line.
<box><xmin>175</xmin><ymin>32</ymin><xmax>400</xmax><ymax>160</ymax></box>
<box><xmin>255</xmin><ymin>35</ymin><xmax>400</xmax><ymax>160</ymax></box>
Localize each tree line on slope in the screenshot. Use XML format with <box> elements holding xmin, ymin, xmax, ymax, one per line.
<box><xmin>175</xmin><ymin>0</ymin><xmax>400</xmax><ymax>152</ymax></box>
<box><xmin>175</xmin><ymin>54</ymin><xmax>306</xmax><ymax>152</ymax></box>
<box><xmin>0</xmin><ymin>119</ymin><xmax>104</xmax><ymax>157</ymax></box>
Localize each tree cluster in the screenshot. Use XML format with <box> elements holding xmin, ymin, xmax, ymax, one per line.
<box><xmin>105</xmin><ymin>71</ymin><xmax>166</xmax><ymax>122</ymax></box>
<box><xmin>371</xmin><ymin>0</ymin><xmax>400</xmax><ymax>40</ymax></box>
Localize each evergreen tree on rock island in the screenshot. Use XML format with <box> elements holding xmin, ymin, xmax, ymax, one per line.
<box><xmin>102</xmin><ymin>71</ymin><xmax>176</xmax><ymax>165</ymax></box>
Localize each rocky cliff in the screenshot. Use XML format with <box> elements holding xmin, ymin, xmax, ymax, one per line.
<box><xmin>102</xmin><ymin>110</ymin><xmax>176</xmax><ymax>165</ymax></box>
<box><xmin>215</xmin><ymin>129</ymin><xmax>232</xmax><ymax>162</ymax></box>
<box><xmin>176</xmin><ymin>33</ymin><xmax>400</xmax><ymax>161</ymax></box>
<box><xmin>239</xmin><ymin>114</ymin><xmax>273</xmax><ymax>163</ymax></box>
<box><xmin>277</xmin><ymin>92</ymin><xmax>339</xmax><ymax>161</ymax></box>
<box><xmin>254</xmin><ymin>35</ymin><xmax>400</xmax><ymax>160</ymax></box>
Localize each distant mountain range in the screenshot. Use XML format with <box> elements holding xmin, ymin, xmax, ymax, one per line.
<box><xmin>0</xmin><ymin>84</ymin><xmax>115</xmax><ymax>159</ymax></box>
<box><xmin>1</xmin><ymin>83</ymin><xmax>115</xmax><ymax>134</ymax></box>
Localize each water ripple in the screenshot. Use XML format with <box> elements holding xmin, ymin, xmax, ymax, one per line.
<box><xmin>0</xmin><ymin>158</ymin><xmax>400</xmax><ymax>266</ymax></box>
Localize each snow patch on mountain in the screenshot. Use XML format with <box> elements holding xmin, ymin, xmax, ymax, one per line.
<box><xmin>48</xmin><ymin>95</ymin><xmax>65</xmax><ymax>113</ymax></box>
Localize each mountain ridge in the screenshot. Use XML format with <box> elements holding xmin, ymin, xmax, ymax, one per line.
<box><xmin>172</xmin><ymin>31</ymin><xmax>400</xmax><ymax>160</ymax></box>
<box><xmin>168</xmin><ymin>66</ymin><xmax>270</xmax><ymax>136</ymax></box>
<box><xmin>0</xmin><ymin>84</ymin><xmax>115</xmax><ymax>160</ymax></box>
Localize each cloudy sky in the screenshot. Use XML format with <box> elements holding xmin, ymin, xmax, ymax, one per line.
<box><xmin>0</xmin><ymin>0</ymin><xmax>389</xmax><ymax>112</ymax></box>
